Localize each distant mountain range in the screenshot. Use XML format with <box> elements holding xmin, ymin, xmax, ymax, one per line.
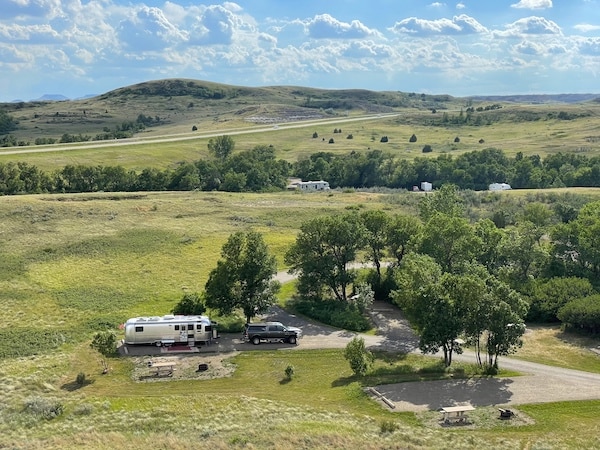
<box><xmin>11</xmin><ymin>93</ymin><xmax>97</xmax><ymax>102</ymax></box>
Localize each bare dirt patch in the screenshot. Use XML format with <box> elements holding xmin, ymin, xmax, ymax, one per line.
<box><xmin>131</xmin><ymin>352</ymin><xmax>238</xmax><ymax>382</ymax></box>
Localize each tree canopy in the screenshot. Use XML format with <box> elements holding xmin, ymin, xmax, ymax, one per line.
<box><xmin>204</xmin><ymin>230</ymin><xmax>280</xmax><ymax>323</ymax></box>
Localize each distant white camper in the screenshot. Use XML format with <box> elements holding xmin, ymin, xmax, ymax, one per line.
<box><xmin>420</xmin><ymin>181</ymin><xmax>433</xmax><ymax>192</ymax></box>
<box><xmin>296</xmin><ymin>180</ymin><xmax>330</xmax><ymax>191</ymax></box>
<box><xmin>489</xmin><ymin>183</ymin><xmax>512</xmax><ymax>191</ymax></box>
<box><xmin>124</xmin><ymin>314</ymin><xmax>215</xmax><ymax>346</ymax></box>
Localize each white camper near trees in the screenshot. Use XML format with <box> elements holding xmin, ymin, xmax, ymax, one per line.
<box><xmin>124</xmin><ymin>314</ymin><xmax>215</xmax><ymax>346</ymax></box>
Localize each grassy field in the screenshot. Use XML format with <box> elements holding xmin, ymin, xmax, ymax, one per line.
<box><xmin>1</xmin><ymin>189</ymin><xmax>600</xmax><ymax>448</ymax></box>
<box><xmin>3</xmin><ymin>107</ymin><xmax>600</xmax><ymax>172</ymax></box>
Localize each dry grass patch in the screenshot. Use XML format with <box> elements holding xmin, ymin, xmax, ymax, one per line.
<box><xmin>515</xmin><ymin>325</ymin><xmax>600</xmax><ymax>373</ymax></box>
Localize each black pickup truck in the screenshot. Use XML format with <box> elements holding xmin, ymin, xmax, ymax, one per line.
<box><xmin>242</xmin><ymin>322</ymin><xmax>301</xmax><ymax>345</ymax></box>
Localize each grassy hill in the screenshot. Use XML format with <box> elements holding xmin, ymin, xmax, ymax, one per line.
<box><xmin>0</xmin><ymin>79</ymin><xmax>457</xmax><ymax>144</ymax></box>
<box><xmin>2</xmin><ymin>78</ymin><xmax>600</xmax><ymax>174</ymax></box>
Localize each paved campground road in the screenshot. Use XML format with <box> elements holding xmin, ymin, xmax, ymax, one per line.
<box><xmin>260</xmin><ymin>299</ymin><xmax>600</xmax><ymax>412</ymax></box>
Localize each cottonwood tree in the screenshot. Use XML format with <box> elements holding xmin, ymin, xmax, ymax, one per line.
<box><xmin>360</xmin><ymin>210</ymin><xmax>390</xmax><ymax>282</ymax></box>
<box><xmin>386</xmin><ymin>213</ymin><xmax>422</xmax><ymax>266</ymax></box>
<box><xmin>420</xmin><ymin>212</ymin><xmax>481</xmax><ymax>273</ymax></box>
<box><xmin>204</xmin><ymin>231</ymin><xmax>279</xmax><ymax>323</ymax></box>
<box><xmin>207</xmin><ymin>135</ymin><xmax>235</xmax><ymax>160</ymax></box>
<box><xmin>418</xmin><ymin>184</ymin><xmax>465</xmax><ymax>221</ymax></box>
<box><xmin>285</xmin><ymin>213</ymin><xmax>367</xmax><ymax>302</ymax></box>
<box><xmin>393</xmin><ymin>256</ymin><xmax>464</xmax><ymax>366</ymax></box>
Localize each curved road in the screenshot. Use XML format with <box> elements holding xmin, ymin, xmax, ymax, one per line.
<box><xmin>261</xmin><ymin>295</ymin><xmax>600</xmax><ymax>412</ymax></box>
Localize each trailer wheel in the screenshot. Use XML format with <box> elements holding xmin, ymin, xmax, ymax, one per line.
<box><xmin>252</xmin><ymin>336</ymin><xmax>261</xmax><ymax>345</ymax></box>
<box><xmin>288</xmin><ymin>336</ymin><xmax>297</xmax><ymax>345</ymax></box>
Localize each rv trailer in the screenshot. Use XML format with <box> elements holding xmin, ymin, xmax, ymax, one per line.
<box><xmin>124</xmin><ymin>314</ymin><xmax>216</xmax><ymax>346</ymax></box>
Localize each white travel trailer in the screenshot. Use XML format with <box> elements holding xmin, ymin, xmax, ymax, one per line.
<box><xmin>124</xmin><ymin>314</ymin><xmax>215</xmax><ymax>346</ymax></box>
<box><xmin>296</xmin><ymin>180</ymin><xmax>330</xmax><ymax>191</ymax></box>
<box><xmin>489</xmin><ymin>182</ymin><xmax>512</xmax><ymax>191</ymax></box>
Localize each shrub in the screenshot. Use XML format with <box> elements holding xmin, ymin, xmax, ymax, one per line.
<box><xmin>23</xmin><ymin>397</ymin><xmax>64</xmax><ymax>420</ymax></box>
<box><xmin>454</xmin><ymin>136</ymin><xmax>460</xmax><ymax>143</ymax></box>
<box><xmin>76</xmin><ymin>372</ymin><xmax>86</xmax><ymax>386</ymax></box>
<box><xmin>312</xmin><ymin>132</ymin><xmax>318</xmax><ymax>138</ymax></box>
<box><xmin>409</xmin><ymin>134</ymin><xmax>417</xmax><ymax>143</ymax></box>
<box><xmin>558</xmin><ymin>295</ymin><xmax>600</xmax><ymax>334</ymax></box>
<box><xmin>344</xmin><ymin>336</ymin><xmax>374</xmax><ymax>376</ymax></box>
<box><xmin>422</xmin><ymin>144</ymin><xmax>433</xmax><ymax>153</ymax></box>
<box><xmin>380</xmin><ymin>419</ymin><xmax>399</xmax><ymax>433</ymax></box>
<box><xmin>172</xmin><ymin>292</ymin><xmax>206</xmax><ymax>316</ymax></box>
<box><xmin>328</xmin><ymin>138</ymin><xmax>335</xmax><ymax>144</ymax></box>
<box><xmin>284</xmin><ymin>365</ymin><xmax>294</xmax><ymax>380</ymax></box>
<box><xmin>380</xmin><ymin>136</ymin><xmax>388</xmax><ymax>143</ymax></box>
<box><xmin>292</xmin><ymin>298</ymin><xmax>370</xmax><ymax>331</ymax></box>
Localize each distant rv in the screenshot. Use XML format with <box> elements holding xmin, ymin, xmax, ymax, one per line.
<box><xmin>294</xmin><ymin>180</ymin><xmax>331</xmax><ymax>191</ymax></box>
<box><xmin>124</xmin><ymin>314</ymin><xmax>216</xmax><ymax>346</ymax></box>
<box><xmin>489</xmin><ymin>183</ymin><xmax>512</xmax><ymax>191</ymax></box>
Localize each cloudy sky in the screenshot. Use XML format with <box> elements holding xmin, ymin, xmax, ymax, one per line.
<box><xmin>2</xmin><ymin>0</ymin><xmax>600</xmax><ymax>101</ymax></box>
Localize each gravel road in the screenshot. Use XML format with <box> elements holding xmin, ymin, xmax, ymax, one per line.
<box><xmin>261</xmin><ymin>300</ymin><xmax>600</xmax><ymax>412</ymax></box>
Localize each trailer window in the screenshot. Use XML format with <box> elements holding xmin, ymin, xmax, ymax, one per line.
<box><xmin>187</xmin><ymin>324</ymin><xmax>194</xmax><ymax>330</ymax></box>
<box><xmin>135</xmin><ymin>326</ymin><xmax>144</xmax><ymax>332</ymax></box>
<box><xmin>205</xmin><ymin>325</ymin><xmax>212</xmax><ymax>332</ymax></box>
<box><xmin>174</xmin><ymin>325</ymin><xmax>180</xmax><ymax>331</ymax></box>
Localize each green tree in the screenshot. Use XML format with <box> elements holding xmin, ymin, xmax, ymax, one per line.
<box><xmin>90</xmin><ymin>331</ymin><xmax>117</xmax><ymax>374</ymax></box>
<box><xmin>558</xmin><ymin>295</ymin><xmax>600</xmax><ymax>334</ymax></box>
<box><xmin>474</xmin><ymin>218</ymin><xmax>505</xmax><ymax>272</ymax></box>
<box><xmin>344</xmin><ymin>336</ymin><xmax>374</xmax><ymax>376</ymax></box>
<box><xmin>204</xmin><ymin>231</ymin><xmax>279</xmax><ymax>323</ymax></box>
<box><xmin>484</xmin><ymin>278</ymin><xmax>528</xmax><ymax>368</ymax></box>
<box><xmin>418</xmin><ymin>184</ymin><xmax>465</xmax><ymax>221</ymax></box>
<box><xmin>171</xmin><ymin>292</ymin><xmax>206</xmax><ymax>316</ymax></box>
<box><xmin>573</xmin><ymin>201</ymin><xmax>600</xmax><ymax>276</ymax></box>
<box><xmin>360</xmin><ymin>210</ymin><xmax>390</xmax><ymax>282</ymax></box>
<box><xmin>285</xmin><ymin>213</ymin><xmax>367</xmax><ymax>302</ymax></box>
<box><xmin>528</xmin><ymin>277</ymin><xmax>596</xmax><ymax>322</ymax></box>
<box><xmin>207</xmin><ymin>135</ymin><xmax>235</xmax><ymax>160</ymax></box>
<box><xmin>420</xmin><ymin>213</ymin><xmax>481</xmax><ymax>273</ymax></box>
<box><xmin>385</xmin><ymin>214</ymin><xmax>422</xmax><ymax>266</ymax></box>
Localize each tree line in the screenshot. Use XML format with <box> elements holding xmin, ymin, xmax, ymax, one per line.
<box><xmin>2</xmin><ymin>144</ymin><xmax>600</xmax><ymax>197</ymax></box>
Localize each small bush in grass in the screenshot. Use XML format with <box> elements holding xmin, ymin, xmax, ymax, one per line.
<box><xmin>76</xmin><ymin>372</ymin><xmax>86</xmax><ymax>386</ymax></box>
<box><xmin>73</xmin><ymin>403</ymin><xmax>94</xmax><ymax>416</ymax></box>
<box><xmin>344</xmin><ymin>337</ymin><xmax>374</xmax><ymax>376</ymax></box>
<box><xmin>285</xmin><ymin>365</ymin><xmax>294</xmax><ymax>380</ymax></box>
<box><xmin>380</xmin><ymin>419</ymin><xmax>399</xmax><ymax>433</ymax></box>
<box><xmin>23</xmin><ymin>396</ymin><xmax>64</xmax><ymax>420</ymax></box>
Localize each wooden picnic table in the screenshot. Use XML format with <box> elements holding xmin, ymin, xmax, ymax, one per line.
<box><xmin>440</xmin><ymin>405</ymin><xmax>475</xmax><ymax>423</ymax></box>
<box><xmin>149</xmin><ymin>362</ymin><xmax>176</xmax><ymax>377</ymax></box>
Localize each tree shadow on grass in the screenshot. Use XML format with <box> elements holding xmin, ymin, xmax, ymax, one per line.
<box><xmin>61</xmin><ymin>379</ymin><xmax>94</xmax><ymax>392</ymax></box>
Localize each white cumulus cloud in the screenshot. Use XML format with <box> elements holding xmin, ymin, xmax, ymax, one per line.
<box><xmin>391</xmin><ymin>14</ymin><xmax>487</xmax><ymax>35</ymax></box>
<box><xmin>511</xmin><ymin>0</ymin><xmax>552</xmax><ymax>10</ymax></box>
<box><xmin>306</xmin><ymin>14</ymin><xmax>380</xmax><ymax>39</ymax></box>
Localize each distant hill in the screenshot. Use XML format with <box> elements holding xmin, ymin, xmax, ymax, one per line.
<box><xmin>35</xmin><ymin>94</ymin><xmax>70</xmax><ymax>102</ymax></box>
<box><xmin>470</xmin><ymin>94</ymin><xmax>599</xmax><ymax>104</ymax></box>
<box><xmin>1</xmin><ymin>78</ymin><xmax>599</xmax><ymax>145</ymax></box>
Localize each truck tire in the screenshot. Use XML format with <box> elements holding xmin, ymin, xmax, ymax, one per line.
<box><xmin>252</xmin><ymin>336</ymin><xmax>261</xmax><ymax>345</ymax></box>
<box><xmin>288</xmin><ymin>336</ymin><xmax>297</xmax><ymax>345</ymax></box>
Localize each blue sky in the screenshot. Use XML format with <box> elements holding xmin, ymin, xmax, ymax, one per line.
<box><xmin>1</xmin><ymin>0</ymin><xmax>599</xmax><ymax>101</ymax></box>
